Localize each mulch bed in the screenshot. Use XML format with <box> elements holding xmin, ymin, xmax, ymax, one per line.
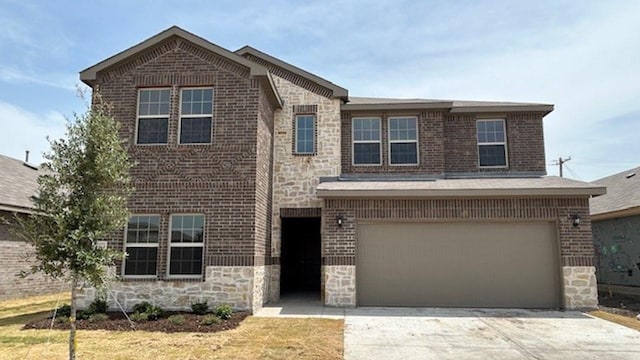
<box><xmin>23</xmin><ymin>311</ymin><xmax>249</xmax><ymax>333</ymax></box>
<box><xmin>598</xmin><ymin>291</ymin><xmax>640</xmax><ymax>317</ymax></box>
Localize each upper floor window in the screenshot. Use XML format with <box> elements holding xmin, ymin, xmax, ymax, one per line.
<box><xmin>477</xmin><ymin>119</ymin><xmax>507</xmax><ymax>167</ymax></box>
<box><xmin>137</xmin><ymin>89</ymin><xmax>170</xmax><ymax>144</ymax></box>
<box><xmin>389</xmin><ymin>117</ymin><xmax>418</xmax><ymax>165</ymax></box>
<box><xmin>352</xmin><ymin>117</ymin><xmax>382</xmax><ymax>165</ymax></box>
<box><xmin>180</xmin><ymin>88</ymin><xmax>213</xmax><ymax>144</ymax></box>
<box><xmin>123</xmin><ymin>215</ymin><xmax>160</xmax><ymax>277</ymax></box>
<box><xmin>294</xmin><ymin>115</ymin><xmax>315</xmax><ymax>154</ymax></box>
<box><xmin>169</xmin><ymin>214</ymin><xmax>204</xmax><ymax>277</ymax></box>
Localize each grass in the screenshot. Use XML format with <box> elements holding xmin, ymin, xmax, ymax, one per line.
<box><xmin>0</xmin><ymin>294</ymin><xmax>344</xmax><ymax>360</ymax></box>
<box><xmin>588</xmin><ymin>310</ymin><xmax>640</xmax><ymax>332</ymax></box>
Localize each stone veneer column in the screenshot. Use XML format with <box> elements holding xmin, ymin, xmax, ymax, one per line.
<box><xmin>563</xmin><ymin>266</ymin><xmax>598</xmax><ymax>309</ymax></box>
<box><xmin>323</xmin><ymin>265</ymin><xmax>356</xmax><ymax>307</ymax></box>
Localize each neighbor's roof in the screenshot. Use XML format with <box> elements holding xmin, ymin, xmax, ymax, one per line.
<box><xmin>343</xmin><ymin>96</ymin><xmax>554</xmax><ymax>114</ymax></box>
<box><xmin>0</xmin><ymin>154</ymin><xmax>39</xmax><ymax>213</ymax></box>
<box><xmin>79</xmin><ymin>26</ymin><xmax>282</xmax><ymax>109</ymax></box>
<box><xmin>317</xmin><ymin>176</ymin><xmax>605</xmax><ymax>198</ymax></box>
<box><xmin>590</xmin><ymin>165</ymin><xmax>640</xmax><ymax>220</ymax></box>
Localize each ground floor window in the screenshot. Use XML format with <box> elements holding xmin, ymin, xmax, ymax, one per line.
<box><xmin>169</xmin><ymin>214</ymin><xmax>205</xmax><ymax>277</ymax></box>
<box><xmin>124</xmin><ymin>215</ymin><xmax>160</xmax><ymax>277</ymax></box>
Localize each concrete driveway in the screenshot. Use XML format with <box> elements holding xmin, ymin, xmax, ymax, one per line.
<box><xmin>344</xmin><ymin>307</ymin><xmax>640</xmax><ymax>360</ymax></box>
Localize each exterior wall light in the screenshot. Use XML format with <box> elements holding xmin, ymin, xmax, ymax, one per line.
<box><xmin>571</xmin><ymin>214</ymin><xmax>581</xmax><ymax>227</ymax></box>
<box><xmin>336</xmin><ymin>215</ymin><xmax>345</xmax><ymax>227</ymax></box>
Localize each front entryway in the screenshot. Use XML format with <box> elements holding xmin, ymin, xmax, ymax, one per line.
<box><xmin>280</xmin><ymin>217</ymin><xmax>321</xmax><ymax>296</ymax></box>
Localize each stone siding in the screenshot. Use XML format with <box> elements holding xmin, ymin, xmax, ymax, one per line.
<box><xmin>323</xmin><ymin>265</ymin><xmax>356</xmax><ymax>307</ymax></box>
<box><xmin>77</xmin><ymin>266</ymin><xmax>257</xmax><ymax>311</ymax></box>
<box><xmin>563</xmin><ymin>266</ymin><xmax>598</xmax><ymax>309</ymax></box>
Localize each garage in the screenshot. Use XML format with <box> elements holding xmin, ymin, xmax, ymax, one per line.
<box><xmin>356</xmin><ymin>221</ymin><xmax>561</xmax><ymax>308</ymax></box>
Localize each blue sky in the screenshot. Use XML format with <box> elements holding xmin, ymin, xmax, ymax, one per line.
<box><xmin>0</xmin><ymin>0</ymin><xmax>638</xmax><ymax>181</ymax></box>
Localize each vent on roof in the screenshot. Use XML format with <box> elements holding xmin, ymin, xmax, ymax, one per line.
<box><xmin>626</xmin><ymin>173</ymin><xmax>636</xmax><ymax>179</ymax></box>
<box><xmin>23</xmin><ymin>162</ymin><xmax>38</xmax><ymax>170</ymax></box>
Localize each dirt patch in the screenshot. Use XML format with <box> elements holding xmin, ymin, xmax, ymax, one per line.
<box><xmin>598</xmin><ymin>291</ymin><xmax>640</xmax><ymax>317</ymax></box>
<box><xmin>23</xmin><ymin>311</ymin><xmax>249</xmax><ymax>333</ymax></box>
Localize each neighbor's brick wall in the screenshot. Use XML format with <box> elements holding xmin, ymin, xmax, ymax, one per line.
<box><xmin>93</xmin><ymin>35</ymin><xmax>276</xmax><ymax>277</ymax></box>
<box><xmin>322</xmin><ymin>197</ymin><xmax>594</xmax><ymax>267</ymax></box>
<box><xmin>0</xmin><ymin>218</ymin><xmax>67</xmax><ymax>300</ymax></box>
<box><xmin>340</xmin><ymin>111</ymin><xmax>546</xmax><ymax>175</ymax></box>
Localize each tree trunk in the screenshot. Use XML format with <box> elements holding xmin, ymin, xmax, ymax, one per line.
<box><xmin>69</xmin><ymin>276</ymin><xmax>77</xmax><ymax>360</ymax></box>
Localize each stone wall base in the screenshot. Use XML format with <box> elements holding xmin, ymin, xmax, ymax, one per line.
<box><xmin>323</xmin><ymin>265</ymin><xmax>356</xmax><ymax>307</ymax></box>
<box><xmin>76</xmin><ymin>265</ymin><xmax>271</xmax><ymax>312</ymax></box>
<box><xmin>563</xmin><ymin>266</ymin><xmax>598</xmax><ymax>309</ymax></box>
<box><xmin>268</xmin><ymin>264</ymin><xmax>280</xmax><ymax>303</ymax></box>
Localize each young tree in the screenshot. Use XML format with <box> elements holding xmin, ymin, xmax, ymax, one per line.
<box><xmin>11</xmin><ymin>99</ymin><xmax>132</xmax><ymax>359</ymax></box>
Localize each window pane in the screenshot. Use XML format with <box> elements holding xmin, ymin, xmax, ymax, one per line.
<box><xmin>138</xmin><ymin>89</ymin><xmax>170</xmax><ymax>116</ymax></box>
<box><xmin>180</xmin><ymin>117</ymin><xmax>212</xmax><ymax>144</ymax></box>
<box><xmin>295</xmin><ymin>116</ymin><xmax>315</xmax><ymax>154</ymax></box>
<box><xmin>124</xmin><ymin>247</ymin><xmax>157</xmax><ymax>276</ymax></box>
<box><xmin>477</xmin><ymin>120</ymin><xmax>505</xmax><ymax>144</ymax></box>
<box><xmin>390</xmin><ymin>118</ymin><xmax>417</xmax><ymax>141</ymax></box>
<box><xmin>170</xmin><ymin>247</ymin><xmax>203</xmax><ymax>275</ymax></box>
<box><xmin>479</xmin><ymin>144</ymin><xmax>507</xmax><ymax>166</ymax></box>
<box><xmin>354</xmin><ymin>143</ymin><xmax>381</xmax><ymax>164</ymax></box>
<box><xmin>127</xmin><ymin>216</ymin><xmax>160</xmax><ymax>244</ymax></box>
<box><xmin>353</xmin><ymin>118</ymin><xmax>380</xmax><ymax>141</ymax></box>
<box><xmin>171</xmin><ymin>215</ymin><xmax>204</xmax><ymax>243</ymax></box>
<box><xmin>137</xmin><ymin>118</ymin><xmax>168</xmax><ymax>144</ymax></box>
<box><xmin>181</xmin><ymin>88</ymin><xmax>213</xmax><ymax>116</ymax></box>
<box><xmin>391</xmin><ymin>143</ymin><xmax>418</xmax><ymax>164</ymax></box>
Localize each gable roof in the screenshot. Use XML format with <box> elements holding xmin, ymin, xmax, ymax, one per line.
<box><xmin>590</xmin><ymin>165</ymin><xmax>640</xmax><ymax>219</ymax></box>
<box><xmin>79</xmin><ymin>26</ymin><xmax>282</xmax><ymax>109</ymax></box>
<box><xmin>343</xmin><ymin>96</ymin><xmax>554</xmax><ymax>114</ymax></box>
<box><xmin>236</xmin><ymin>46</ymin><xmax>349</xmax><ymax>100</ymax></box>
<box><xmin>0</xmin><ymin>154</ymin><xmax>39</xmax><ymax>213</ymax></box>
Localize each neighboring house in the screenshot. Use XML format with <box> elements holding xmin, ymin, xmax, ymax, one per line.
<box><xmin>0</xmin><ymin>154</ymin><xmax>66</xmax><ymax>300</ymax></box>
<box><xmin>75</xmin><ymin>26</ymin><xmax>605</xmax><ymax>312</ymax></box>
<box><xmin>591</xmin><ymin>166</ymin><xmax>640</xmax><ymax>292</ymax></box>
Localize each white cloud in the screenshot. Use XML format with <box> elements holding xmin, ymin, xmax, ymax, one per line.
<box><xmin>0</xmin><ymin>65</ymin><xmax>77</xmax><ymax>91</ymax></box>
<box><xmin>0</xmin><ymin>100</ymin><xmax>67</xmax><ymax>164</ymax></box>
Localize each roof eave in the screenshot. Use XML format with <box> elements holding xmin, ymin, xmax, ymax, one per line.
<box><xmin>341</xmin><ymin>102</ymin><xmax>454</xmax><ymax>111</ymax></box>
<box><xmin>450</xmin><ymin>105</ymin><xmax>555</xmax><ymax>116</ymax></box>
<box><xmin>79</xmin><ymin>26</ymin><xmax>267</xmax><ymax>87</ymax></box>
<box><xmin>591</xmin><ymin>206</ymin><xmax>640</xmax><ymax>221</ymax></box>
<box><xmin>317</xmin><ymin>187</ymin><xmax>606</xmax><ymax>198</ymax></box>
<box><xmin>0</xmin><ymin>203</ymin><xmax>34</xmax><ymax>214</ymax></box>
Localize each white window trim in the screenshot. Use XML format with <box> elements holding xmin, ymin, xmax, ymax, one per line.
<box><xmin>294</xmin><ymin>114</ymin><xmax>316</xmax><ymax>154</ymax></box>
<box><xmin>167</xmin><ymin>213</ymin><xmax>205</xmax><ymax>279</ymax></box>
<box><xmin>122</xmin><ymin>214</ymin><xmax>160</xmax><ymax>279</ymax></box>
<box><xmin>178</xmin><ymin>87</ymin><xmax>214</xmax><ymax>145</ymax></box>
<box><xmin>352</xmin><ymin>117</ymin><xmax>383</xmax><ymax>166</ymax></box>
<box><xmin>388</xmin><ymin>116</ymin><xmax>419</xmax><ymax>166</ymax></box>
<box><xmin>135</xmin><ymin>88</ymin><xmax>171</xmax><ymax>146</ymax></box>
<box><xmin>476</xmin><ymin>119</ymin><xmax>509</xmax><ymax>168</ymax></box>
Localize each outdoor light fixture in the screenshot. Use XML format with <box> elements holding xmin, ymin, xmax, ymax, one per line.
<box><xmin>336</xmin><ymin>215</ymin><xmax>345</xmax><ymax>227</ymax></box>
<box><xmin>571</xmin><ymin>214</ymin><xmax>581</xmax><ymax>227</ymax></box>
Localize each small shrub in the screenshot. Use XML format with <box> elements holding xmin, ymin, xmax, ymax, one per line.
<box><xmin>214</xmin><ymin>304</ymin><xmax>233</xmax><ymax>320</ymax></box>
<box><xmin>167</xmin><ymin>314</ymin><xmax>186</xmax><ymax>326</ymax></box>
<box><xmin>191</xmin><ymin>301</ymin><xmax>209</xmax><ymax>315</ymax></box>
<box><xmin>130</xmin><ymin>312</ymin><xmax>148</xmax><ymax>322</ymax></box>
<box><xmin>132</xmin><ymin>301</ymin><xmax>153</xmax><ymax>314</ymax></box>
<box><xmin>77</xmin><ymin>310</ymin><xmax>91</xmax><ymax>320</ymax></box>
<box><xmin>87</xmin><ymin>298</ymin><xmax>108</xmax><ymax>314</ymax></box>
<box><xmin>55</xmin><ymin>316</ymin><xmax>70</xmax><ymax>324</ymax></box>
<box><xmin>201</xmin><ymin>314</ymin><xmax>221</xmax><ymax>326</ymax></box>
<box><xmin>132</xmin><ymin>301</ymin><xmax>165</xmax><ymax>321</ymax></box>
<box><xmin>54</xmin><ymin>304</ymin><xmax>71</xmax><ymax>318</ymax></box>
<box><xmin>88</xmin><ymin>313</ymin><xmax>109</xmax><ymax>323</ymax></box>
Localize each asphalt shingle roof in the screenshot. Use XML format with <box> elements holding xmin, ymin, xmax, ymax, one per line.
<box><xmin>590</xmin><ymin>165</ymin><xmax>640</xmax><ymax>215</ymax></box>
<box><xmin>0</xmin><ymin>154</ymin><xmax>39</xmax><ymax>212</ymax></box>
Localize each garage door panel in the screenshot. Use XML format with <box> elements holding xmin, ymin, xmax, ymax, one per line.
<box><xmin>357</xmin><ymin>222</ymin><xmax>559</xmax><ymax>308</ymax></box>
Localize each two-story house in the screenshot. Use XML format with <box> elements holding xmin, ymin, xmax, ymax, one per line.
<box><xmin>76</xmin><ymin>26</ymin><xmax>605</xmax><ymax>312</ymax></box>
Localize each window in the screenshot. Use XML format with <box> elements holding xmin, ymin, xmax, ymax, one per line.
<box><xmin>180</xmin><ymin>88</ymin><xmax>213</xmax><ymax>144</ymax></box>
<box><xmin>124</xmin><ymin>215</ymin><xmax>160</xmax><ymax>277</ymax></box>
<box><xmin>477</xmin><ymin>119</ymin><xmax>508</xmax><ymax>167</ymax></box>
<box><xmin>389</xmin><ymin>117</ymin><xmax>418</xmax><ymax>165</ymax></box>
<box><xmin>352</xmin><ymin>117</ymin><xmax>382</xmax><ymax>165</ymax></box>
<box><xmin>169</xmin><ymin>214</ymin><xmax>204</xmax><ymax>277</ymax></box>
<box><xmin>137</xmin><ymin>89</ymin><xmax>170</xmax><ymax>144</ymax></box>
<box><xmin>294</xmin><ymin>115</ymin><xmax>315</xmax><ymax>154</ymax></box>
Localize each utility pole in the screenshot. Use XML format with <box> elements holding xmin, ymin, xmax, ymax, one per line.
<box><xmin>553</xmin><ymin>156</ymin><xmax>571</xmax><ymax>177</ymax></box>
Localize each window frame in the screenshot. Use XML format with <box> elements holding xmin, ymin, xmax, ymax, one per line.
<box><xmin>178</xmin><ymin>87</ymin><xmax>214</xmax><ymax>145</ymax></box>
<box><xmin>352</xmin><ymin>117</ymin><xmax>383</xmax><ymax>166</ymax></box>
<box><xmin>293</xmin><ymin>114</ymin><xmax>316</xmax><ymax>155</ymax></box>
<box><xmin>122</xmin><ymin>214</ymin><xmax>161</xmax><ymax>279</ymax></box>
<box><xmin>167</xmin><ymin>213</ymin><xmax>205</xmax><ymax>279</ymax></box>
<box><xmin>388</xmin><ymin>116</ymin><xmax>419</xmax><ymax>166</ymax></box>
<box><xmin>135</xmin><ymin>88</ymin><xmax>171</xmax><ymax>145</ymax></box>
<box><xmin>476</xmin><ymin>118</ymin><xmax>509</xmax><ymax>168</ymax></box>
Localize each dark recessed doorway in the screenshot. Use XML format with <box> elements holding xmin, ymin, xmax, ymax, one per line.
<box><xmin>280</xmin><ymin>217</ymin><xmax>321</xmax><ymax>296</ymax></box>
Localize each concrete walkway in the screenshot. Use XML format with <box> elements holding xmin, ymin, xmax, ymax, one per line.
<box><xmin>253</xmin><ymin>293</ymin><xmax>345</xmax><ymax>319</ymax></box>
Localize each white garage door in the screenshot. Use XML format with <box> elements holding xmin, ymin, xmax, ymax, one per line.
<box><xmin>357</xmin><ymin>222</ymin><xmax>560</xmax><ymax>308</ymax></box>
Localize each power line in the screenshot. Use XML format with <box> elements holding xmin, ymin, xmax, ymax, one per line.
<box><xmin>564</xmin><ymin>163</ymin><xmax>583</xmax><ymax>181</ymax></box>
<box><xmin>552</xmin><ymin>156</ymin><xmax>571</xmax><ymax>177</ymax></box>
